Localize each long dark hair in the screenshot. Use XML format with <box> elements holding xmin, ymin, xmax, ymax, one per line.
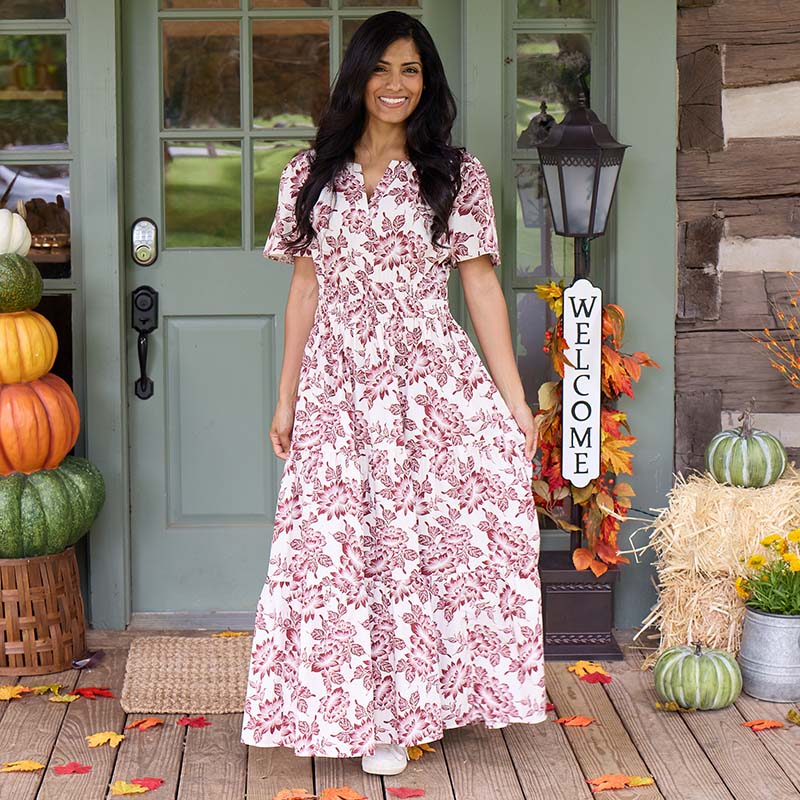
<box><xmin>286</xmin><ymin>11</ymin><xmax>463</xmax><ymax>253</ymax></box>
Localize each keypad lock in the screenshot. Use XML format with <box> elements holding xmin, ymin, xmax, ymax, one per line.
<box><xmin>131</xmin><ymin>217</ymin><xmax>158</xmax><ymax>266</ymax></box>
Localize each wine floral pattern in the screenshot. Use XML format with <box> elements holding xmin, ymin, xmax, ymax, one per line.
<box><xmin>240</xmin><ymin>149</ymin><xmax>546</xmax><ymax>757</ymax></box>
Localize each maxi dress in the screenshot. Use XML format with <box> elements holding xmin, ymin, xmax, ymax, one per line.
<box><xmin>240</xmin><ymin>148</ymin><xmax>547</xmax><ymax>758</ymax></box>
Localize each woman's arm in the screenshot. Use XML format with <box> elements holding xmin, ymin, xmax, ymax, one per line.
<box><xmin>458</xmin><ymin>254</ymin><xmax>538</xmax><ymax>460</ymax></box>
<box><xmin>271</xmin><ymin>256</ymin><xmax>319</xmax><ymax>460</ymax></box>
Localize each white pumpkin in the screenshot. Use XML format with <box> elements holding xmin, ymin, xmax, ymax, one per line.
<box><xmin>0</xmin><ymin>209</ymin><xmax>32</xmax><ymax>256</ymax></box>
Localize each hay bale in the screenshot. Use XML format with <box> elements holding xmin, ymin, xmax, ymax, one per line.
<box><xmin>635</xmin><ymin>467</ymin><xmax>800</xmax><ymax>668</ymax></box>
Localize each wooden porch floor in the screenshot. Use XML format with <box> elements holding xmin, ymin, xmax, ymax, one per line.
<box><xmin>0</xmin><ymin>630</ymin><xmax>797</xmax><ymax>800</ymax></box>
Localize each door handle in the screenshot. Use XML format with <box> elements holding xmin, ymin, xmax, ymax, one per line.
<box><xmin>131</xmin><ymin>286</ymin><xmax>158</xmax><ymax>399</ymax></box>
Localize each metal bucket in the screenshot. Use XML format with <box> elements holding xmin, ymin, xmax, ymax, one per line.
<box><xmin>737</xmin><ymin>607</ymin><xmax>800</xmax><ymax>702</ymax></box>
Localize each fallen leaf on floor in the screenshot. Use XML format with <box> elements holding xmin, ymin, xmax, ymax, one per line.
<box><xmin>580</xmin><ymin>672</ymin><xmax>612</xmax><ymax>684</ymax></box>
<box><xmin>49</xmin><ymin>692</ymin><xmax>80</xmax><ymax>703</ymax></box>
<box><xmin>587</xmin><ymin>773</ymin><xmax>654</xmax><ymax>792</ymax></box>
<box><xmin>568</xmin><ymin>660</ymin><xmax>609</xmax><ymax>678</ymax></box>
<box><xmin>655</xmin><ymin>701</ymin><xmax>696</xmax><ymax>713</ymax></box>
<box><xmin>176</xmin><ymin>715</ymin><xmax>211</xmax><ymax>728</ymax></box>
<box><xmin>319</xmin><ymin>787</ymin><xmax>367</xmax><ymax>800</ymax></box>
<box><xmin>0</xmin><ymin>685</ymin><xmax>33</xmax><ymax>700</ymax></box>
<box><xmin>271</xmin><ymin>788</ymin><xmax>318</xmax><ymax>800</ymax></box>
<box><xmin>387</xmin><ymin>788</ymin><xmax>425</xmax><ymax>797</ymax></box>
<box><xmin>74</xmin><ymin>686</ymin><xmax>114</xmax><ymax>699</ymax></box>
<box><xmin>211</xmin><ymin>630</ymin><xmax>249</xmax><ymax>637</ymax></box>
<box><xmin>125</xmin><ymin>718</ymin><xmax>164</xmax><ymax>731</ymax></box>
<box><xmin>742</xmin><ymin>719</ymin><xmax>784</xmax><ymax>732</ymax></box>
<box><xmin>86</xmin><ymin>731</ymin><xmax>125</xmax><ymax>748</ymax></box>
<box><xmin>109</xmin><ymin>780</ymin><xmax>149</xmax><ymax>795</ymax></box>
<box><xmin>0</xmin><ymin>760</ymin><xmax>45</xmax><ymax>772</ymax></box>
<box><xmin>545</xmin><ymin>702</ymin><xmax>555</xmax><ymax>712</ymax></box>
<box><xmin>555</xmin><ymin>715</ymin><xmax>596</xmax><ymax>727</ymax></box>
<box><xmin>406</xmin><ymin>741</ymin><xmax>436</xmax><ymax>760</ymax></box>
<box><xmin>53</xmin><ymin>761</ymin><xmax>92</xmax><ymax>775</ymax></box>
<box><xmin>787</xmin><ymin>708</ymin><xmax>800</xmax><ymax>726</ymax></box>
<box><xmin>131</xmin><ymin>777</ymin><xmax>165</xmax><ymax>790</ymax></box>
<box><xmin>32</xmin><ymin>684</ymin><xmax>62</xmax><ymax>696</ymax></box>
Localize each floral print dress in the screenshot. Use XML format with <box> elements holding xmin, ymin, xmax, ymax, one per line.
<box><xmin>240</xmin><ymin>148</ymin><xmax>546</xmax><ymax>758</ymax></box>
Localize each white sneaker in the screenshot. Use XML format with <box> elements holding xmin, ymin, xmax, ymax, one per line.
<box><xmin>361</xmin><ymin>743</ymin><xmax>409</xmax><ymax>776</ymax></box>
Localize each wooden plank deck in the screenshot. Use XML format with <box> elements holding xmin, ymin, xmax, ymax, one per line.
<box><xmin>0</xmin><ymin>630</ymin><xmax>796</xmax><ymax>800</ymax></box>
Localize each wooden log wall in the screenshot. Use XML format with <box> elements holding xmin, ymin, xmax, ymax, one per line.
<box><xmin>676</xmin><ymin>0</ymin><xmax>800</xmax><ymax>474</ymax></box>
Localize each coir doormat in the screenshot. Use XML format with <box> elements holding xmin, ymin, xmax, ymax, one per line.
<box><xmin>120</xmin><ymin>635</ymin><xmax>253</xmax><ymax>714</ymax></box>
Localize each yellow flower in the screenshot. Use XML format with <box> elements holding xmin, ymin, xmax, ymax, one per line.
<box><xmin>734</xmin><ymin>576</ymin><xmax>749</xmax><ymax>599</ymax></box>
<box><xmin>784</xmin><ymin>553</ymin><xmax>800</xmax><ymax>572</ymax></box>
<box><xmin>788</xmin><ymin>529</ymin><xmax>800</xmax><ymax>543</ymax></box>
<box><xmin>747</xmin><ymin>555</ymin><xmax>766</xmax><ymax>569</ymax></box>
<box><xmin>761</xmin><ymin>534</ymin><xmax>781</xmax><ymax>546</ymax></box>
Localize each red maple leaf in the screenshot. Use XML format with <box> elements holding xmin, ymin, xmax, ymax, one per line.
<box><xmin>132</xmin><ymin>777</ymin><xmax>165</xmax><ymax>790</ymax></box>
<box><xmin>386</xmin><ymin>789</ymin><xmax>425</xmax><ymax>798</ymax></box>
<box><xmin>176</xmin><ymin>715</ymin><xmax>211</xmax><ymax>728</ymax></box>
<box><xmin>580</xmin><ymin>672</ymin><xmax>612</xmax><ymax>685</ymax></box>
<box><xmin>73</xmin><ymin>687</ymin><xmax>114</xmax><ymax>699</ymax></box>
<box><xmin>53</xmin><ymin>761</ymin><xmax>92</xmax><ymax>775</ymax></box>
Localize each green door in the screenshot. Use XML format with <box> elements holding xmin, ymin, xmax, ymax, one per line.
<box><xmin>122</xmin><ymin>0</ymin><xmax>461</xmax><ymax>620</ymax></box>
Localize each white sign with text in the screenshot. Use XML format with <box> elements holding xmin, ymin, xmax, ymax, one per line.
<box><xmin>561</xmin><ymin>278</ymin><xmax>602</xmax><ymax>488</ymax></box>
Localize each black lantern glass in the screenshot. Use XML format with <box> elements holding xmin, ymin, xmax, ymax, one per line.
<box><xmin>536</xmin><ymin>104</ymin><xmax>628</xmax><ymax>238</ymax></box>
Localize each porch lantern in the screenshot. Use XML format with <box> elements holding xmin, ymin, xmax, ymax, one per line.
<box><xmin>536</xmin><ymin>102</ymin><xmax>628</xmax><ymax>240</ymax></box>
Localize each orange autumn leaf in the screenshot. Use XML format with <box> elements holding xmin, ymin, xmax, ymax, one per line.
<box><xmin>0</xmin><ymin>760</ymin><xmax>45</xmax><ymax>772</ymax></box>
<box><xmin>109</xmin><ymin>781</ymin><xmax>148</xmax><ymax>796</ymax></box>
<box><xmin>554</xmin><ymin>714</ymin><xmax>596</xmax><ymax>727</ymax></box>
<box><xmin>0</xmin><ymin>685</ymin><xmax>34</xmax><ymax>700</ymax></box>
<box><xmin>211</xmin><ymin>630</ymin><xmax>249</xmax><ymax>638</ymax></box>
<box><xmin>125</xmin><ymin>717</ymin><xmax>164</xmax><ymax>731</ymax></box>
<box><xmin>742</xmin><ymin>719</ymin><xmax>785</xmax><ymax>732</ymax></box>
<box><xmin>319</xmin><ymin>788</ymin><xmax>368</xmax><ymax>800</ymax></box>
<box><xmin>572</xmin><ymin>547</ymin><xmax>594</xmax><ymax>571</ymax></box>
<box><xmin>386</xmin><ymin>789</ymin><xmax>425</xmax><ymax>798</ymax></box>
<box><xmin>406</xmin><ymin>742</ymin><xmax>436</xmax><ymax>760</ymax></box>
<box><xmin>567</xmin><ymin>660</ymin><xmax>608</xmax><ymax>678</ymax></box>
<box><xmin>587</xmin><ymin>773</ymin><xmax>654</xmax><ymax>793</ymax></box>
<box><xmin>271</xmin><ymin>789</ymin><xmax>318</xmax><ymax>800</ymax></box>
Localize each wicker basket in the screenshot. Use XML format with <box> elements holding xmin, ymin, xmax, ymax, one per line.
<box><xmin>0</xmin><ymin>546</ymin><xmax>86</xmax><ymax>675</ymax></box>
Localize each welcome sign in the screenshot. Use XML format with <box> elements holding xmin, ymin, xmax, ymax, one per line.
<box><xmin>561</xmin><ymin>278</ymin><xmax>602</xmax><ymax>488</ymax></box>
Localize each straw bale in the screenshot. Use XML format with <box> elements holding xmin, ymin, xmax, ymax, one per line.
<box><xmin>635</xmin><ymin>467</ymin><xmax>800</xmax><ymax>668</ymax></box>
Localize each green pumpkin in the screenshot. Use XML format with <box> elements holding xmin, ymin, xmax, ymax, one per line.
<box><xmin>654</xmin><ymin>642</ymin><xmax>742</xmax><ymax>710</ymax></box>
<box><xmin>0</xmin><ymin>253</ymin><xmax>43</xmax><ymax>313</ymax></box>
<box><xmin>705</xmin><ymin>410</ymin><xmax>786</xmax><ymax>488</ymax></box>
<box><xmin>0</xmin><ymin>456</ymin><xmax>105</xmax><ymax>558</ymax></box>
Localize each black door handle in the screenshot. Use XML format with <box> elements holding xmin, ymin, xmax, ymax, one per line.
<box><xmin>131</xmin><ymin>286</ymin><xmax>158</xmax><ymax>399</ymax></box>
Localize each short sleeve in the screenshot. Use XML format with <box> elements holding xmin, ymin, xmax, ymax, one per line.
<box><xmin>263</xmin><ymin>149</ymin><xmax>314</xmax><ymax>264</ymax></box>
<box><xmin>447</xmin><ymin>152</ymin><xmax>501</xmax><ymax>269</ymax></box>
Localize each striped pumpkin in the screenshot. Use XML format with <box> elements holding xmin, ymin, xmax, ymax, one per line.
<box><xmin>654</xmin><ymin>642</ymin><xmax>742</xmax><ymax>710</ymax></box>
<box><xmin>705</xmin><ymin>412</ymin><xmax>786</xmax><ymax>488</ymax></box>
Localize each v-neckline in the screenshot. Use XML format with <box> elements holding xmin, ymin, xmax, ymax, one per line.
<box><xmin>350</xmin><ymin>159</ymin><xmax>406</xmax><ymax>206</ymax></box>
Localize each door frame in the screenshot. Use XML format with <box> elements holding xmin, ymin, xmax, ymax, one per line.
<box><xmin>81</xmin><ymin>0</ymin><xmax>676</xmax><ymax>630</ymax></box>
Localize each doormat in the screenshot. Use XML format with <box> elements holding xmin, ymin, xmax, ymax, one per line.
<box><xmin>120</xmin><ymin>635</ymin><xmax>253</xmax><ymax>714</ymax></box>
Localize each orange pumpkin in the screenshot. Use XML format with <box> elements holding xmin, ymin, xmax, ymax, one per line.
<box><xmin>0</xmin><ymin>310</ymin><xmax>58</xmax><ymax>383</ymax></box>
<box><xmin>0</xmin><ymin>373</ymin><xmax>80</xmax><ymax>475</ymax></box>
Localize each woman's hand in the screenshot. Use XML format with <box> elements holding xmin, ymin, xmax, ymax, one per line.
<box><xmin>270</xmin><ymin>399</ymin><xmax>297</xmax><ymax>461</ymax></box>
<box><xmin>509</xmin><ymin>401</ymin><xmax>540</xmax><ymax>461</ymax></box>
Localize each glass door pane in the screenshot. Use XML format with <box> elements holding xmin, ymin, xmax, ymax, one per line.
<box><xmin>0</xmin><ymin>1</ymin><xmax>65</xmax><ymax>19</ymax></box>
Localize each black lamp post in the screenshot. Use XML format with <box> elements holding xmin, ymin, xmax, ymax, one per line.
<box><xmin>535</xmin><ymin>93</ymin><xmax>628</xmax><ymax>280</ymax></box>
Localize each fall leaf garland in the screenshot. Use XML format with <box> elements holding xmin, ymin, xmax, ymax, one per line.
<box><xmin>533</xmin><ymin>281</ymin><xmax>659</xmax><ymax>575</ymax></box>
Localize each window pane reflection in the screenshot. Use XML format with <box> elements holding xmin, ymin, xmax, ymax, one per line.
<box><xmin>516</xmin><ymin>33</ymin><xmax>590</xmax><ymax>146</ymax></box>
<box><xmin>251</xmin><ymin>1</ymin><xmax>329</xmax><ymax>7</ymax></box>
<box><xmin>164</xmin><ymin>141</ymin><xmax>242</xmax><ymax>248</ymax></box>
<box><xmin>0</xmin><ymin>1</ymin><xmax>65</xmax><ymax>19</ymax></box>
<box><xmin>253</xmin><ymin>140</ymin><xmax>311</xmax><ymax>246</ymax></box>
<box><xmin>342</xmin><ymin>18</ymin><xmax>367</xmax><ymax>54</ymax></box>
<box><xmin>0</xmin><ymin>164</ymin><xmax>70</xmax><ymax>278</ymax></box>
<box><xmin>518</xmin><ymin>0</ymin><xmax>590</xmax><ymax>18</ymax></box>
<box><xmin>252</xmin><ymin>20</ymin><xmax>329</xmax><ymax>130</ymax></box>
<box><xmin>0</xmin><ymin>34</ymin><xmax>68</xmax><ymax>150</ymax></box>
<box><xmin>515</xmin><ymin>162</ymin><xmax>572</xmax><ymax>279</ymax></box>
<box><xmin>161</xmin><ymin>0</ymin><xmax>240</xmax><ymax>7</ymax></box>
<box><xmin>162</xmin><ymin>21</ymin><xmax>241</xmax><ymax>129</ymax></box>
<box><xmin>516</xmin><ymin>290</ymin><xmax>556</xmax><ymax>408</ymax></box>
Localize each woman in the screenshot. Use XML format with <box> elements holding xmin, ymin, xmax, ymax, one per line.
<box><xmin>241</xmin><ymin>10</ymin><xmax>547</xmax><ymax>777</ymax></box>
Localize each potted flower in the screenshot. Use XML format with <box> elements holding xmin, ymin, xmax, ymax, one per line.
<box><xmin>735</xmin><ymin>531</ymin><xmax>800</xmax><ymax>702</ymax></box>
